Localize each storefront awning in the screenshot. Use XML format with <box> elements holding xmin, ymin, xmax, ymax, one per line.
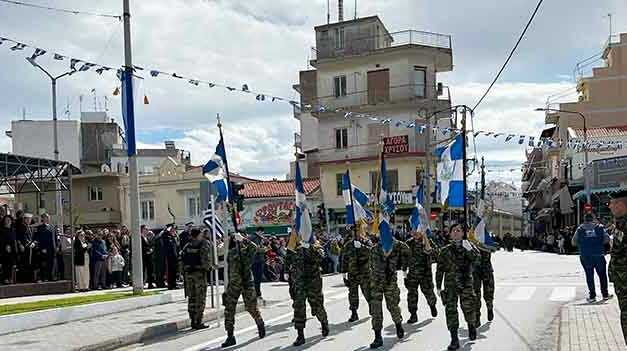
<box><xmin>573</xmin><ymin>187</ymin><xmax>624</xmax><ymax>200</ymax></box>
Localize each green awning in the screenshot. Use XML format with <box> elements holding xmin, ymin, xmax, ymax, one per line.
<box><xmin>243</xmin><ymin>225</ymin><xmax>291</xmax><ymax>236</ymax></box>
<box><xmin>573</xmin><ymin>187</ymin><xmax>624</xmax><ymax>200</ymax></box>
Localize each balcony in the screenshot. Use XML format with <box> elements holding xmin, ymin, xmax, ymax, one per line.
<box><xmin>311</xmin><ymin>30</ymin><xmax>452</xmax><ymax>62</ymax></box>
<box><xmin>78</xmin><ymin>210</ymin><xmax>122</xmax><ymax>225</ymax></box>
<box><xmin>306</xmin><ymin>83</ymin><xmax>450</xmax><ymax>113</ymax></box>
<box><xmin>317</xmin><ymin>137</ymin><xmax>425</xmax><ymax>165</ymax></box>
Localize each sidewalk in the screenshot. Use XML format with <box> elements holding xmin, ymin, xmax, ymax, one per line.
<box><xmin>0</xmin><ymin>279</ymin><xmax>298</xmax><ymax>351</ymax></box>
<box><xmin>559</xmin><ymin>298</ymin><xmax>626</xmax><ymax>351</ymax></box>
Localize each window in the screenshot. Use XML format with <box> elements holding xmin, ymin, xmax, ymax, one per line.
<box><xmin>334</xmin><ymin>75</ymin><xmax>347</xmax><ymax>98</ymax></box>
<box><xmin>368</xmin><ymin>124</ymin><xmax>390</xmax><ymax>144</ymax></box>
<box><xmin>89</xmin><ymin>186</ymin><xmax>103</xmax><ymax>201</ymax></box>
<box><xmin>187</xmin><ymin>195</ymin><xmax>201</xmax><ymax>218</ymax></box>
<box><xmin>336</xmin><ymin>173</ymin><xmax>344</xmax><ymax>196</ymax></box>
<box><xmin>335</xmin><ymin>128</ymin><xmax>348</xmax><ymax>149</ymax></box>
<box><xmin>335</xmin><ymin>27</ymin><xmax>345</xmax><ymax>49</ymax></box>
<box><xmin>141</xmin><ymin>200</ymin><xmax>155</xmax><ymax>221</ymax></box>
<box><xmin>413</xmin><ymin>66</ymin><xmax>426</xmax><ymax>98</ymax></box>
<box><xmin>370</xmin><ymin>169</ymin><xmax>399</xmax><ymax>193</ymax></box>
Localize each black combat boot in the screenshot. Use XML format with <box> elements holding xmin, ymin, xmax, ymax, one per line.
<box><xmin>193</xmin><ymin>321</ymin><xmax>208</xmax><ymax>330</ymax></box>
<box><xmin>487</xmin><ymin>308</ymin><xmax>494</xmax><ymax>321</ymax></box>
<box><xmin>430</xmin><ymin>304</ymin><xmax>438</xmax><ymax>317</ymax></box>
<box><xmin>321</xmin><ymin>322</ymin><xmax>329</xmax><ymax>337</ymax></box>
<box><xmin>395</xmin><ymin>322</ymin><xmax>405</xmax><ymax>339</ymax></box>
<box><xmin>407</xmin><ymin>310</ymin><xmax>418</xmax><ymax>324</ymax></box>
<box><xmin>348</xmin><ymin>309</ymin><xmax>359</xmax><ymax>322</ymax></box>
<box><xmin>447</xmin><ymin>329</ymin><xmax>460</xmax><ymax>350</ymax></box>
<box><xmin>369</xmin><ymin>329</ymin><xmax>383</xmax><ymax>349</ymax></box>
<box><xmin>293</xmin><ymin>328</ymin><xmax>305</xmax><ymax>347</ymax></box>
<box><xmin>257</xmin><ymin>321</ymin><xmax>266</xmax><ymax>339</ymax></box>
<box><xmin>468</xmin><ymin>323</ymin><xmax>477</xmax><ymax>341</ymax></box>
<box><xmin>221</xmin><ymin>327</ymin><xmax>236</xmax><ymax>348</ymax></box>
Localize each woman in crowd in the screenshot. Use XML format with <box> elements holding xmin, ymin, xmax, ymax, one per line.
<box><xmin>74</xmin><ymin>231</ymin><xmax>91</xmax><ymax>291</ymax></box>
<box><xmin>14</xmin><ymin>211</ymin><xmax>34</xmax><ymax>283</ymax></box>
<box><xmin>1</xmin><ymin>215</ymin><xmax>17</xmax><ymax>284</ymax></box>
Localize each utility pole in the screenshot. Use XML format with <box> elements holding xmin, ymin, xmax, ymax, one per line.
<box><xmin>122</xmin><ymin>0</ymin><xmax>143</xmax><ymax>294</ymax></box>
<box><xmin>480</xmin><ymin>156</ymin><xmax>486</xmax><ymax>200</ymax></box>
<box><xmin>424</xmin><ymin>112</ymin><xmax>432</xmax><ymax>223</ymax></box>
<box><xmin>461</xmin><ymin>107</ymin><xmax>469</xmax><ymax>237</ymax></box>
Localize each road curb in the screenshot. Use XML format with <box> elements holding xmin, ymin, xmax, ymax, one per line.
<box><xmin>74</xmin><ymin>303</ymin><xmax>245</xmax><ymax>351</ymax></box>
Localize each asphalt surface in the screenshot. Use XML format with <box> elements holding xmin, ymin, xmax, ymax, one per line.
<box><xmin>117</xmin><ymin>250</ymin><xmax>589</xmax><ymax>351</ymax></box>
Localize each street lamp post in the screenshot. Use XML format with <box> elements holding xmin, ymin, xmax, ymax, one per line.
<box><xmin>26</xmin><ymin>57</ymin><xmax>76</xmax><ymax>229</ymax></box>
<box><xmin>535</xmin><ymin>108</ymin><xmax>590</xmax><ymax>205</ymax></box>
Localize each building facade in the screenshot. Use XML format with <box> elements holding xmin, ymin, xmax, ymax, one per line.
<box><xmin>293</xmin><ymin>15</ymin><xmax>453</xmax><ymax>230</ymax></box>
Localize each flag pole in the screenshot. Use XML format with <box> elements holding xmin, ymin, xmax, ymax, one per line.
<box><xmin>210</xmin><ymin>193</ymin><xmax>221</xmax><ymax>320</ymax></box>
<box><xmin>217</xmin><ymin>114</ymin><xmax>239</xmax><ymax>233</ymax></box>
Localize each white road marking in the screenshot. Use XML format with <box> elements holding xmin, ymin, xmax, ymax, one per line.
<box><xmin>182</xmin><ymin>288</ymin><xmax>345</xmax><ymax>351</ymax></box>
<box><xmin>506</xmin><ymin>287</ymin><xmax>536</xmax><ymax>301</ymax></box>
<box><xmin>549</xmin><ymin>287</ymin><xmax>577</xmax><ymax>301</ymax></box>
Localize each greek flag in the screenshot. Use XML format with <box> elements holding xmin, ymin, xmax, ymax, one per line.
<box><xmin>378</xmin><ymin>155</ymin><xmax>395</xmax><ymax>254</ymax></box>
<box><xmin>203</xmin><ymin>204</ymin><xmax>224</xmax><ymax>239</ymax></box>
<box><xmin>436</xmin><ymin>134</ymin><xmax>464</xmax><ymax>208</ymax></box>
<box><xmin>409</xmin><ymin>184</ymin><xmax>431</xmax><ymax>236</ymax></box>
<box><xmin>202</xmin><ymin>137</ymin><xmax>230</xmax><ymax>202</ymax></box>
<box><xmin>342</xmin><ymin>171</ymin><xmax>372</xmax><ymax>225</ymax></box>
<box><xmin>294</xmin><ymin>162</ymin><xmax>314</xmax><ymax>244</ymax></box>
<box><xmin>473</xmin><ymin>200</ymin><xmax>495</xmax><ymax>248</ymax></box>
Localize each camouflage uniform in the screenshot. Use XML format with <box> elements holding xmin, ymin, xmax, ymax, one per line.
<box><xmin>609</xmin><ymin>215</ymin><xmax>627</xmax><ymax>344</ymax></box>
<box><xmin>286</xmin><ymin>244</ymin><xmax>328</xmax><ymax>331</ymax></box>
<box><xmin>341</xmin><ymin>235</ymin><xmax>371</xmax><ymax>312</ymax></box>
<box><xmin>369</xmin><ymin>239</ymin><xmax>409</xmax><ymax>331</ymax></box>
<box><xmin>472</xmin><ymin>250</ymin><xmax>495</xmax><ymax>324</ymax></box>
<box><xmin>222</xmin><ymin>240</ymin><xmax>264</xmax><ymax>332</ymax></box>
<box><xmin>436</xmin><ymin>241</ymin><xmax>478</xmax><ymax>332</ymax></box>
<box><xmin>404</xmin><ymin>237</ymin><xmax>437</xmax><ymax>315</ymax></box>
<box><xmin>182</xmin><ymin>239</ymin><xmax>211</xmax><ymax>327</ymax></box>
<box><xmin>285</xmin><ymin>249</ymin><xmax>296</xmax><ymax>302</ymax></box>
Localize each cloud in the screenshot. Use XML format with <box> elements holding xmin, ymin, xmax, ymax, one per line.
<box><xmin>0</xmin><ymin>0</ymin><xmax>625</xmax><ymax>181</ymax></box>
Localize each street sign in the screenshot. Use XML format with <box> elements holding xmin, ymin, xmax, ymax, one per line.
<box><xmin>584</xmin><ymin>203</ymin><xmax>593</xmax><ymax>212</ymax></box>
<box><xmin>383</xmin><ymin>135</ymin><xmax>409</xmax><ymax>154</ymax></box>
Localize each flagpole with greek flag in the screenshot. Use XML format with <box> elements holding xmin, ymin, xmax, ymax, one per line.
<box><xmin>294</xmin><ymin>162</ymin><xmax>314</xmax><ymax>244</ymax></box>
<box><xmin>342</xmin><ymin>169</ymin><xmax>359</xmax><ymax>240</ymax></box>
<box><xmin>378</xmin><ymin>143</ymin><xmax>395</xmax><ymax>254</ymax></box>
<box><xmin>210</xmin><ymin>193</ymin><xmax>221</xmax><ymax>319</ymax></box>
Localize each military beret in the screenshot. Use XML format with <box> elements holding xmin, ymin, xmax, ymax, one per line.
<box><xmin>609</xmin><ymin>190</ymin><xmax>627</xmax><ymax>199</ymax></box>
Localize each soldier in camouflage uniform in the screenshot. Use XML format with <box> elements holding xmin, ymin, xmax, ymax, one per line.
<box><xmin>221</xmin><ymin>233</ymin><xmax>265</xmax><ymax>348</ymax></box>
<box><xmin>473</xmin><ymin>248</ymin><xmax>495</xmax><ymax>325</ymax></box>
<box><xmin>368</xmin><ymin>237</ymin><xmax>408</xmax><ymax>349</ymax></box>
<box><xmin>608</xmin><ymin>190</ymin><xmax>627</xmax><ymax>344</ymax></box>
<box><xmin>341</xmin><ymin>227</ymin><xmax>372</xmax><ymax>322</ymax></box>
<box><xmin>182</xmin><ymin>229</ymin><xmax>212</xmax><ymax>330</ymax></box>
<box><xmin>403</xmin><ymin>229</ymin><xmax>438</xmax><ymax>324</ymax></box>
<box><xmin>436</xmin><ymin>223</ymin><xmax>479</xmax><ymax>350</ymax></box>
<box><xmin>287</xmin><ymin>240</ymin><xmax>329</xmax><ymax>346</ymax></box>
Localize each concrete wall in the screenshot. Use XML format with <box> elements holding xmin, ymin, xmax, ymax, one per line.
<box><xmin>10</xmin><ymin>120</ymin><xmax>81</xmax><ymax>167</ymax></box>
<box><xmin>70</xmin><ymin>175</ymin><xmax>122</xmax><ymax>226</ymax></box>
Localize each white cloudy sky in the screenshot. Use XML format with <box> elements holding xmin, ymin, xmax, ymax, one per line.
<box><xmin>1</xmin><ymin>0</ymin><xmax>626</xmax><ymax>183</ymax></box>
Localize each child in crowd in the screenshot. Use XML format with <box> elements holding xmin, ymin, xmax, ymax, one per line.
<box><xmin>110</xmin><ymin>246</ymin><xmax>125</xmax><ymax>288</ymax></box>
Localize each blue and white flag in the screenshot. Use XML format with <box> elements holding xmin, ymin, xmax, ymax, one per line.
<box><xmin>203</xmin><ymin>204</ymin><xmax>224</xmax><ymax>239</ymax></box>
<box><xmin>409</xmin><ymin>184</ymin><xmax>431</xmax><ymax>237</ymax></box>
<box><xmin>342</xmin><ymin>171</ymin><xmax>372</xmax><ymax>225</ymax></box>
<box><xmin>473</xmin><ymin>200</ymin><xmax>496</xmax><ymax>248</ymax></box>
<box><xmin>202</xmin><ymin>137</ymin><xmax>230</xmax><ymax>202</ymax></box>
<box><xmin>378</xmin><ymin>155</ymin><xmax>395</xmax><ymax>254</ymax></box>
<box><xmin>294</xmin><ymin>162</ymin><xmax>314</xmax><ymax>244</ymax></box>
<box><xmin>436</xmin><ymin>134</ymin><xmax>464</xmax><ymax>207</ymax></box>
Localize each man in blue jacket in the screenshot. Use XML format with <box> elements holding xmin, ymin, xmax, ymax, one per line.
<box><xmin>572</xmin><ymin>213</ymin><xmax>612</xmax><ymax>302</ymax></box>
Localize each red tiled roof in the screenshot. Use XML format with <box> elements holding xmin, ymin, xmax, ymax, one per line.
<box><xmin>241</xmin><ymin>178</ymin><xmax>320</xmax><ymax>198</ymax></box>
<box><xmin>573</xmin><ymin>126</ymin><xmax>627</xmax><ymax>138</ymax></box>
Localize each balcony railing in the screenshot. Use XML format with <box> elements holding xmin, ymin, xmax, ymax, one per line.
<box><xmin>304</xmin><ymin>83</ymin><xmax>450</xmax><ymax>112</ymax></box>
<box><xmin>311</xmin><ymin>30</ymin><xmax>452</xmax><ymax>61</ymax></box>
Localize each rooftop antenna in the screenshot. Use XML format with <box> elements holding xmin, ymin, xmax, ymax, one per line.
<box><xmin>607</xmin><ymin>13</ymin><xmax>613</xmax><ymax>41</ymax></box>
<box><xmin>79</xmin><ymin>94</ymin><xmax>83</xmax><ymax>113</ymax></box>
<box><xmin>338</xmin><ymin>0</ymin><xmax>343</xmax><ymax>21</ymax></box>
<box><xmin>92</xmin><ymin>89</ymin><xmax>97</xmax><ymax>111</ymax></box>
<box><xmin>104</xmin><ymin>96</ymin><xmax>109</xmax><ymax>112</ymax></box>
<box><xmin>354</xmin><ymin>0</ymin><xmax>357</xmax><ymax>19</ymax></box>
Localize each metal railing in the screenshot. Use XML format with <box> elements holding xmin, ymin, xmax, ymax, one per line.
<box><xmin>304</xmin><ymin>83</ymin><xmax>450</xmax><ymax>112</ymax></box>
<box><xmin>311</xmin><ymin>29</ymin><xmax>452</xmax><ymax>61</ymax></box>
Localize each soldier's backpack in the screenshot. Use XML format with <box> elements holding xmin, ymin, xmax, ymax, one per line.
<box><xmin>182</xmin><ymin>243</ymin><xmax>202</xmax><ymax>270</ymax></box>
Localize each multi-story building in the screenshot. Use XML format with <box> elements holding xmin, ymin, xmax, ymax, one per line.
<box><xmin>525</xmin><ymin>32</ymin><xmax>627</xmax><ymax>234</ymax></box>
<box><xmin>293</xmin><ymin>14</ymin><xmax>453</xmax><ymax>229</ymax></box>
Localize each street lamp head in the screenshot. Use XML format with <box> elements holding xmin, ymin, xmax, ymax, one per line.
<box><xmin>534</xmin><ymin>108</ymin><xmax>547</xmax><ymax>112</ymax></box>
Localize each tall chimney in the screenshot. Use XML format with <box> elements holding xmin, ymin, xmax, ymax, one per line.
<box><xmin>338</xmin><ymin>0</ymin><xmax>344</xmax><ymax>21</ymax></box>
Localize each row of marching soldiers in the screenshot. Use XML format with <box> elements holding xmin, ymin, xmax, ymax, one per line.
<box><xmin>179</xmin><ymin>221</ymin><xmax>495</xmax><ymax>350</ymax></box>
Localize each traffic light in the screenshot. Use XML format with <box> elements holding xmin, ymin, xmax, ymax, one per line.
<box><xmin>230</xmin><ymin>182</ymin><xmax>245</xmax><ymax>212</ymax></box>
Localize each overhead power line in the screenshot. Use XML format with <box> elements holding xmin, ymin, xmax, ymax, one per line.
<box><xmin>0</xmin><ymin>0</ymin><xmax>121</xmax><ymax>20</ymax></box>
<box><xmin>473</xmin><ymin>0</ymin><xmax>544</xmax><ymax>111</ymax></box>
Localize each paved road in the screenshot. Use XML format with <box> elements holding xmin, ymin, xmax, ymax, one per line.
<box><xmin>118</xmin><ymin>250</ymin><xmax>595</xmax><ymax>351</ymax></box>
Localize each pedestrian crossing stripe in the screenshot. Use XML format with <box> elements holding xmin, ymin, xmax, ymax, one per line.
<box><xmin>499</xmin><ymin>286</ymin><xmax>614</xmax><ymax>302</ymax></box>
<box><xmin>506</xmin><ymin>287</ymin><xmax>536</xmax><ymax>301</ymax></box>
<box><xmin>549</xmin><ymin>287</ymin><xmax>576</xmax><ymax>301</ymax></box>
